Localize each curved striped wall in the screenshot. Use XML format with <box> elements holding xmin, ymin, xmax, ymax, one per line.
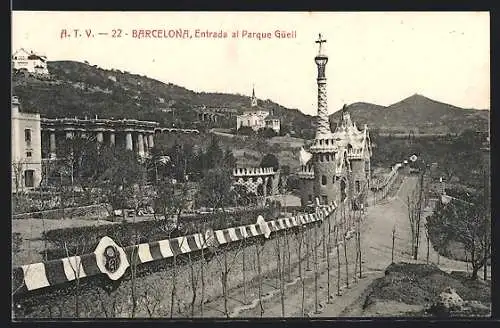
<box><xmin>13</xmin><ymin>204</ymin><xmax>337</xmax><ymax>296</ymax></box>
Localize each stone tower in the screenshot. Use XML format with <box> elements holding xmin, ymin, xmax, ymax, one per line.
<box><xmin>298</xmin><ymin>34</ymin><xmax>372</xmax><ymax>208</ymax></box>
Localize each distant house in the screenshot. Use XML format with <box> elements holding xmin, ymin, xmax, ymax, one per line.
<box><xmin>264</xmin><ymin>114</ymin><xmax>281</xmax><ymax>134</ymax></box>
<box><xmin>12</xmin><ymin>48</ymin><xmax>49</xmax><ymax>75</ymax></box>
<box><xmin>236</xmin><ymin>86</ymin><xmax>280</xmax><ymax>133</ymax></box>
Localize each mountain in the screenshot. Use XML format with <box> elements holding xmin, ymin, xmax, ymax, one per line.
<box><xmin>329</xmin><ymin>94</ymin><xmax>489</xmax><ymax>134</ymax></box>
<box><xmin>12</xmin><ymin>61</ymin><xmax>488</xmax><ymax>138</ymax></box>
<box><xmin>12</xmin><ymin>60</ymin><xmax>315</xmax><ymax>137</ymax></box>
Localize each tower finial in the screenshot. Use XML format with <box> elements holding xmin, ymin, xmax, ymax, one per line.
<box><xmin>315</xmin><ymin>33</ymin><xmax>327</xmax><ymax>55</ymax></box>
<box><xmin>251</xmin><ymin>84</ymin><xmax>257</xmax><ymax>107</ymax></box>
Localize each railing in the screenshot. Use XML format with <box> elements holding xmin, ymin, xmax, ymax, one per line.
<box><xmin>371</xmin><ymin>163</ymin><xmax>402</xmax><ymax>191</ymax></box>
<box><xmin>13</xmin><ymin>204</ymin><xmax>336</xmax><ymax>295</ymax></box>
<box><xmin>232</xmin><ymin>167</ymin><xmax>275</xmax><ymax>176</ymax></box>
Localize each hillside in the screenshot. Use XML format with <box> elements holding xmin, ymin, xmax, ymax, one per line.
<box><xmin>330</xmin><ymin>94</ymin><xmax>489</xmax><ymax>134</ymax></box>
<box><xmin>12</xmin><ymin>61</ymin><xmax>315</xmax><ymax>136</ymax></box>
<box><xmin>12</xmin><ymin>61</ymin><xmax>488</xmax><ymax>137</ymax></box>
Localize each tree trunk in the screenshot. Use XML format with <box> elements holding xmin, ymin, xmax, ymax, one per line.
<box><xmin>314</xmin><ymin>223</ymin><xmax>319</xmax><ymax>313</ymax></box>
<box><xmin>223</xmin><ymin>250</ymin><xmax>229</xmax><ymax>318</ymax></box>
<box><xmin>297</xmin><ymin>232</ymin><xmax>305</xmax><ymax>315</ymax></box>
<box><xmin>322</xmin><ymin>217</ymin><xmax>327</xmax><ymax>259</ymax></box>
<box><xmin>343</xmin><ymin>230</ymin><xmax>349</xmax><ymax>289</ymax></box>
<box><xmin>256</xmin><ymin>243</ymin><xmax>264</xmax><ymax>317</ymax></box>
<box><xmin>189</xmin><ymin>254</ymin><xmax>197</xmax><ymax>317</ymax></box>
<box><xmin>285</xmin><ymin>229</ymin><xmax>291</xmax><ymax>282</ymax></box>
<box><xmin>336</xmin><ymin>225</ymin><xmax>341</xmax><ymax>296</ymax></box>
<box><xmin>276</xmin><ymin>236</ymin><xmax>285</xmax><ymax>317</ymax></box>
<box><xmin>242</xmin><ymin>242</ymin><xmax>247</xmax><ymax>304</ymax></box>
<box><xmin>306</xmin><ymin>227</ymin><xmax>311</xmax><ymax>271</ymax></box>
<box><xmin>200</xmin><ymin>247</ymin><xmax>205</xmax><ymax>317</ymax></box>
<box><xmin>358</xmin><ymin>210</ymin><xmax>362</xmax><ymax>278</ymax></box>
<box><xmin>130</xmin><ymin>261</ymin><xmax>137</xmax><ymax>318</ymax></box>
<box><xmin>471</xmin><ymin>265</ymin><xmax>480</xmax><ymax>280</ymax></box>
<box><xmin>326</xmin><ymin>218</ymin><xmax>332</xmax><ymax>303</ymax></box>
<box><xmin>392</xmin><ymin>228</ymin><xmax>396</xmax><ymax>264</ymax></box>
<box><xmin>426</xmin><ymin>233</ymin><xmax>430</xmax><ymax>264</ymax></box>
<box><xmin>170</xmin><ymin>255</ymin><xmax>177</xmax><ymax>318</ymax></box>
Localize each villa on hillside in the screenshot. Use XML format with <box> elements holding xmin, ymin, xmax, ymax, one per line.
<box><xmin>12</xmin><ymin>48</ymin><xmax>49</xmax><ymax>75</ymax></box>
<box><xmin>236</xmin><ymin>86</ymin><xmax>281</xmax><ymax>134</ymax></box>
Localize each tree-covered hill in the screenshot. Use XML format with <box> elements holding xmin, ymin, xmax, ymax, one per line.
<box><xmin>12</xmin><ymin>60</ymin><xmax>315</xmax><ymax>137</ymax></box>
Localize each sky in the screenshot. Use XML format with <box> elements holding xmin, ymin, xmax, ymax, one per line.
<box><xmin>12</xmin><ymin>11</ymin><xmax>490</xmax><ymax>116</ymax></box>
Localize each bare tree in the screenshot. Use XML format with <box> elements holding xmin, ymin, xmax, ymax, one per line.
<box><xmin>284</xmin><ymin>227</ymin><xmax>292</xmax><ymax>282</ymax></box>
<box><xmin>391</xmin><ymin>226</ymin><xmax>396</xmax><ymax>264</ymax></box>
<box><xmin>305</xmin><ymin>226</ymin><xmax>311</xmax><ymax>271</ymax></box>
<box><xmin>313</xmin><ymin>221</ymin><xmax>320</xmax><ymax>314</ymax></box>
<box><xmin>293</xmin><ymin>222</ymin><xmax>306</xmax><ymax>315</ymax></box>
<box><xmin>255</xmin><ymin>240</ymin><xmax>266</xmax><ymax>317</ymax></box>
<box><xmin>275</xmin><ymin>233</ymin><xmax>285</xmax><ymax>317</ymax></box>
<box><xmin>335</xmin><ymin>221</ymin><xmax>341</xmax><ymax>296</ymax></box>
<box><xmin>241</xmin><ymin>231</ymin><xmax>249</xmax><ymax>305</ymax></box>
<box><xmin>342</xmin><ymin>203</ymin><xmax>349</xmax><ymax>289</ymax></box>
<box><xmin>426</xmin><ymin>191</ymin><xmax>491</xmax><ymax>280</ymax></box>
<box><xmin>357</xmin><ymin>206</ymin><xmax>363</xmax><ymax>279</ymax></box>
<box><xmin>326</xmin><ymin>210</ymin><xmax>332</xmax><ymax>303</ymax></box>
<box><xmin>407</xmin><ymin>191</ymin><xmax>419</xmax><ymax>260</ymax></box>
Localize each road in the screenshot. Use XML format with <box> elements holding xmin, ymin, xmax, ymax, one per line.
<box><xmin>315</xmin><ymin>175</ymin><xmax>489</xmax><ymax>317</ymax></box>
<box><xmin>222</xmin><ymin>175</ymin><xmax>488</xmax><ymax>317</ymax></box>
<box><xmin>209</xmin><ymin>128</ymin><xmax>243</xmax><ymax>139</ymax></box>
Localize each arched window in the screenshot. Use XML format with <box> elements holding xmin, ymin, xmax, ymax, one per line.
<box><xmin>332</xmin><ymin>176</ymin><xmax>336</xmax><ymax>184</ymax></box>
<box><xmin>321</xmin><ymin>175</ymin><xmax>327</xmax><ymax>185</ymax></box>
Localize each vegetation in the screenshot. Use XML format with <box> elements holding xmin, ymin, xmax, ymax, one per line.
<box><xmin>330</xmin><ymin>94</ymin><xmax>488</xmax><ymax>135</ymax></box>
<box><xmin>259</xmin><ymin>153</ymin><xmax>280</xmax><ymax>171</ymax></box>
<box><xmin>426</xmin><ymin>187</ymin><xmax>490</xmax><ymax>280</ymax></box>
<box><xmin>12</xmin><ymin>61</ymin><xmax>314</xmax><ymax>138</ymax></box>
<box><xmin>371</xmin><ymin>129</ymin><xmax>487</xmax><ymax>190</ymax></box>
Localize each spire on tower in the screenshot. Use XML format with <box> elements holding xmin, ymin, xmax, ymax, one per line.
<box><xmin>314</xmin><ymin>33</ymin><xmax>331</xmax><ymax>138</ymax></box>
<box><xmin>251</xmin><ymin>84</ymin><xmax>258</xmax><ymax>107</ymax></box>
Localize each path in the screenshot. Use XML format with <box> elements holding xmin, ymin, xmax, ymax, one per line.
<box><xmin>316</xmin><ymin>175</ymin><xmax>489</xmax><ymax>317</ymax></box>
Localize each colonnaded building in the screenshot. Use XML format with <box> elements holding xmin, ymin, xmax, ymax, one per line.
<box><xmin>10</xmin><ymin>96</ymin><xmax>199</xmax><ymax>192</ymax></box>
<box><xmin>298</xmin><ymin>34</ymin><xmax>372</xmax><ymax>208</ymax></box>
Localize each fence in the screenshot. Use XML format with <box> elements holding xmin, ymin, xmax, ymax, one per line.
<box><xmin>12</xmin><ymin>203</ymin><xmax>111</xmax><ymax>220</ymax></box>
<box><xmin>12</xmin><ymin>201</ymin><xmax>370</xmax><ymax>318</ymax></box>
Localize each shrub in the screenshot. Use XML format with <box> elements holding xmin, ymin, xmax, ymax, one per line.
<box><xmin>41</xmin><ymin>207</ymin><xmax>276</xmax><ymax>260</ymax></box>
<box><xmin>12</xmin><ymin>233</ymin><xmax>22</xmax><ymax>254</ymax></box>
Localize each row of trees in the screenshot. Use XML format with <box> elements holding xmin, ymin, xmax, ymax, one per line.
<box><xmin>15</xmin><ymin>190</ymin><xmax>367</xmax><ymax>318</ymax></box>
<box><xmin>235</xmin><ymin>126</ymin><xmax>280</xmax><ymax>138</ymax></box>
<box><xmin>403</xmin><ymin>155</ymin><xmax>490</xmax><ymax>280</ymax></box>
<box><xmin>15</xmin><ymin>132</ymin><xmax>286</xmax><ymax>217</ymax></box>
<box><xmin>425</xmin><ymin>185</ymin><xmax>490</xmax><ymax>280</ymax></box>
<box><xmin>370</xmin><ymin>129</ymin><xmax>487</xmax><ymax>189</ymax></box>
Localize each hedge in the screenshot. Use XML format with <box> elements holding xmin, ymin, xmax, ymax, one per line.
<box><xmin>41</xmin><ymin>207</ymin><xmax>279</xmax><ymax>260</ymax></box>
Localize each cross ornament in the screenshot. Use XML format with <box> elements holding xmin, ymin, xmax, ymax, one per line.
<box><xmin>315</xmin><ymin>33</ymin><xmax>327</xmax><ymax>54</ymax></box>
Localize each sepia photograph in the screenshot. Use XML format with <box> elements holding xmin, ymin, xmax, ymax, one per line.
<box><xmin>11</xmin><ymin>11</ymin><xmax>491</xmax><ymax>319</ymax></box>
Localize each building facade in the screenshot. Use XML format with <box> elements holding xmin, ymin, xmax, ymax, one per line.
<box><xmin>12</xmin><ymin>48</ymin><xmax>49</xmax><ymax>75</ymax></box>
<box><xmin>40</xmin><ymin>117</ymin><xmax>199</xmax><ymax>160</ymax></box>
<box><xmin>236</xmin><ymin>87</ymin><xmax>280</xmax><ymax>133</ymax></box>
<box><xmin>11</xmin><ymin>96</ymin><xmax>42</xmax><ymax>192</ymax></box>
<box><xmin>298</xmin><ymin>34</ymin><xmax>372</xmax><ymax>208</ymax></box>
